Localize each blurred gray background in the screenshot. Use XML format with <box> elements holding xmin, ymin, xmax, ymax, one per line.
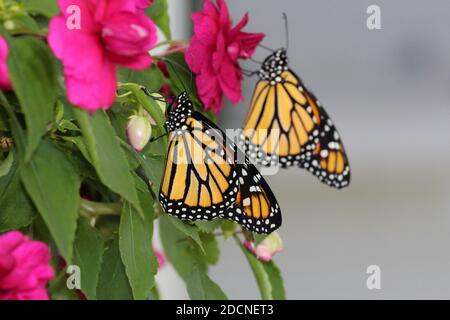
<box><xmin>156</xmin><ymin>0</ymin><xmax>450</xmax><ymax>299</ymax></box>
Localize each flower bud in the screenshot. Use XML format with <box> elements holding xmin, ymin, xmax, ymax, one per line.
<box><xmin>243</xmin><ymin>232</ymin><xmax>283</xmax><ymax>262</ymax></box>
<box><xmin>127</xmin><ymin>115</ymin><xmax>152</xmax><ymax>151</ymax></box>
<box><xmin>154</xmin><ymin>248</ymin><xmax>166</xmax><ymax>269</ymax></box>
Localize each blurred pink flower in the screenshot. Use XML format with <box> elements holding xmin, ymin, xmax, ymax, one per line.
<box><xmin>154</xmin><ymin>249</ymin><xmax>166</xmax><ymax>269</ymax></box>
<box><xmin>185</xmin><ymin>0</ymin><xmax>264</xmax><ymax>114</ymax></box>
<box><xmin>48</xmin><ymin>0</ymin><xmax>157</xmax><ymax>112</ymax></box>
<box><xmin>0</xmin><ymin>36</ymin><xmax>12</xmax><ymax>90</ymax></box>
<box><xmin>243</xmin><ymin>232</ymin><xmax>283</xmax><ymax>262</ymax></box>
<box><xmin>0</xmin><ymin>231</ymin><xmax>54</xmax><ymax>300</ymax></box>
<box><xmin>134</xmin><ymin>0</ymin><xmax>152</xmax><ymax>10</ymax></box>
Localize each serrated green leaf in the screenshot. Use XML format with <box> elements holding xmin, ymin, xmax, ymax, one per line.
<box><xmin>74</xmin><ymin>109</ymin><xmax>143</xmax><ymax>218</ymax></box>
<box><xmin>186</xmin><ymin>264</ymin><xmax>227</xmax><ymax>300</ymax></box>
<box><xmin>96</xmin><ymin>237</ymin><xmax>133</xmax><ymax>300</ymax></box>
<box><xmin>167</xmin><ymin>215</ymin><xmax>204</xmax><ymax>253</ymax></box>
<box><xmin>262</xmin><ymin>261</ymin><xmax>286</xmax><ymax>300</ymax></box>
<box><xmin>0</xmin><ymin>152</ymin><xmax>36</xmax><ymax>232</ymax></box>
<box><xmin>61</xmin><ymin>136</ymin><xmax>92</xmax><ymax>164</ymax></box>
<box><xmin>221</xmin><ymin>220</ymin><xmax>236</xmax><ymax>240</ymax></box>
<box><xmin>159</xmin><ymin>214</ymin><xmax>197</xmax><ymax>279</ymax></box>
<box><xmin>195</xmin><ymin>219</ymin><xmax>223</xmax><ymax>234</ymax></box>
<box><xmin>20</xmin><ymin>140</ymin><xmax>80</xmax><ymax>261</ymax></box>
<box><xmin>119</xmin><ymin>176</ymin><xmax>158</xmax><ymax>300</ymax></box>
<box><xmin>72</xmin><ymin>217</ymin><xmax>104</xmax><ymax>300</ymax></box>
<box><xmin>7</xmin><ymin>36</ymin><xmax>58</xmax><ymax>161</ymax></box>
<box><xmin>118</xmin><ymin>65</ymin><xmax>163</xmax><ymax>93</ymax></box>
<box><xmin>192</xmin><ymin>232</ymin><xmax>220</xmax><ymax>266</ymax></box>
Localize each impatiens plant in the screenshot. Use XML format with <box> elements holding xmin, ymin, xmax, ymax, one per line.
<box><xmin>0</xmin><ymin>0</ymin><xmax>284</xmax><ymax>300</ymax></box>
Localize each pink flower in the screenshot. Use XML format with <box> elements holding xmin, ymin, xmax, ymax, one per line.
<box><xmin>0</xmin><ymin>36</ymin><xmax>12</xmax><ymax>90</ymax></box>
<box><xmin>134</xmin><ymin>0</ymin><xmax>152</xmax><ymax>10</ymax></box>
<box><xmin>0</xmin><ymin>231</ymin><xmax>54</xmax><ymax>300</ymax></box>
<box><xmin>243</xmin><ymin>232</ymin><xmax>283</xmax><ymax>262</ymax></box>
<box><xmin>154</xmin><ymin>249</ymin><xmax>166</xmax><ymax>269</ymax></box>
<box><xmin>48</xmin><ymin>0</ymin><xmax>158</xmax><ymax>112</ymax></box>
<box><xmin>185</xmin><ymin>0</ymin><xmax>264</xmax><ymax>114</ymax></box>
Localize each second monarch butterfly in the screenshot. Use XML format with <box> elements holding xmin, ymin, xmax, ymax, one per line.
<box><xmin>159</xmin><ymin>92</ymin><xmax>281</xmax><ymax>234</ymax></box>
<box><xmin>239</xmin><ymin>34</ymin><xmax>350</xmax><ymax>189</ymax></box>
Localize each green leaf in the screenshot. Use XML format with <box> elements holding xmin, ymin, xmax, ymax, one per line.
<box><xmin>186</xmin><ymin>264</ymin><xmax>227</xmax><ymax>300</ymax></box>
<box><xmin>61</xmin><ymin>136</ymin><xmax>92</xmax><ymax>164</ymax></box>
<box><xmin>192</xmin><ymin>232</ymin><xmax>220</xmax><ymax>266</ymax></box>
<box><xmin>21</xmin><ymin>0</ymin><xmax>59</xmax><ymax>17</ymax></box>
<box><xmin>74</xmin><ymin>109</ymin><xmax>143</xmax><ymax>217</ymax></box>
<box><xmin>254</xmin><ymin>234</ymin><xmax>267</xmax><ymax>246</ymax></box>
<box><xmin>221</xmin><ymin>220</ymin><xmax>236</xmax><ymax>240</ymax></box>
<box><xmin>237</xmin><ymin>240</ymin><xmax>272</xmax><ymax>300</ymax></box>
<box><xmin>7</xmin><ymin>36</ymin><xmax>58</xmax><ymax>161</ymax></box>
<box><xmin>72</xmin><ymin>217</ymin><xmax>104</xmax><ymax>300</ymax></box>
<box><xmin>0</xmin><ymin>151</ymin><xmax>14</xmax><ymax>177</ymax></box>
<box><xmin>0</xmin><ymin>151</ymin><xmax>36</xmax><ymax>232</ymax></box>
<box><xmin>118</xmin><ymin>65</ymin><xmax>163</xmax><ymax>93</ymax></box>
<box><xmin>167</xmin><ymin>215</ymin><xmax>204</xmax><ymax>252</ymax></box>
<box><xmin>4</xmin><ymin>12</ymin><xmax>40</xmax><ymax>34</ymax></box>
<box><xmin>262</xmin><ymin>261</ymin><xmax>286</xmax><ymax>300</ymax></box>
<box><xmin>20</xmin><ymin>140</ymin><xmax>80</xmax><ymax>261</ymax></box>
<box><xmin>163</xmin><ymin>53</ymin><xmax>201</xmax><ymax>105</ymax></box>
<box><xmin>119</xmin><ymin>176</ymin><xmax>158</xmax><ymax>300</ymax></box>
<box><xmin>97</xmin><ymin>237</ymin><xmax>133</xmax><ymax>300</ymax></box>
<box><xmin>140</xmin><ymin>154</ymin><xmax>165</xmax><ymax>193</ymax></box>
<box><xmin>195</xmin><ymin>219</ymin><xmax>223</xmax><ymax>234</ymax></box>
<box><xmin>146</xmin><ymin>0</ymin><xmax>171</xmax><ymax>40</ymax></box>
<box><xmin>159</xmin><ymin>214</ymin><xmax>197</xmax><ymax>279</ymax></box>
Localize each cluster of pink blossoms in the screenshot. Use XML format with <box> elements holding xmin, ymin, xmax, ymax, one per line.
<box><xmin>0</xmin><ymin>231</ymin><xmax>54</xmax><ymax>300</ymax></box>
<box><xmin>0</xmin><ymin>0</ymin><xmax>263</xmax><ymax>114</ymax></box>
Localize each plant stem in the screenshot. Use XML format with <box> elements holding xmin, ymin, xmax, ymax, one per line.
<box><xmin>79</xmin><ymin>198</ymin><xmax>122</xmax><ymax>217</ymax></box>
<box><xmin>234</xmin><ymin>235</ymin><xmax>272</xmax><ymax>300</ymax></box>
<box><xmin>118</xmin><ymin>83</ymin><xmax>166</xmax><ymax>133</ymax></box>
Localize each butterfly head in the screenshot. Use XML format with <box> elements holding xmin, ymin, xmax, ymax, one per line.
<box><xmin>259</xmin><ymin>48</ymin><xmax>288</xmax><ymax>83</ymax></box>
<box><xmin>165</xmin><ymin>91</ymin><xmax>193</xmax><ymax>132</ymax></box>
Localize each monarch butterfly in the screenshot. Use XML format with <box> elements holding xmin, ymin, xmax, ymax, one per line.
<box><xmin>240</xmin><ymin>48</ymin><xmax>351</xmax><ymax>189</ymax></box>
<box><xmin>159</xmin><ymin>92</ymin><xmax>282</xmax><ymax>234</ymax></box>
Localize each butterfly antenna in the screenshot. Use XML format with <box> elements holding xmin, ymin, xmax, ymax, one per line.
<box><xmin>140</xmin><ymin>87</ymin><xmax>168</xmax><ymax>103</ymax></box>
<box><xmin>282</xmin><ymin>12</ymin><xmax>289</xmax><ymax>51</ymax></box>
<box><xmin>150</xmin><ymin>132</ymin><xmax>168</xmax><ymax>143</ymax></box>
<box><xmin>258</xmin><ymin>43</ymin><xmax>276</xmax><ymax>53</ymax></box>
<box><xmin>249</xmin><ymin>57</ymin><xmax>263</xmax><ymax>64</ymax></box>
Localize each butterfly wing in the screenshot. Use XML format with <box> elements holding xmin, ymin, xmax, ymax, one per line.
<box><xmin>159</xmin><ymin>113</ymin><xmax>240</xmax><ymax>220</ymax></box>
<box><xmin>226</xmin><ymin>163</ymin><xmax>282</xmax><ymax>234</ymax></box>
<box><xmin>160</xmin><ymin>105</ymin><xmax>282</xmax><ymax>234</ymax></box>
<box><xmin>242</xmin><ymin>64</ymin><xmax>351</xmax><ymax>189</ymax></box>
<box><xmin>197</xmin><ymin>113</ymin><xmax>282</xmax><ymax>234</ymax></box>
<box><xmin>299</xmin><ymin>98</ymin><xmax>351</xmax><ymax>189</ymax></box>
<box><xmin>240</xmin><ymin>69</ymin><xmax>320</xmax><ymax>167</ymax></box>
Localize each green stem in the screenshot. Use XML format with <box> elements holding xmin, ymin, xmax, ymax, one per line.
<box><xmin>79</xmin><ymin>198</ymin><xmax>122</xmax><ymax>217</ymax></box>
<box><xmin>234</xmin><ymin>235</ymin><xmax>272</xmax><ymax>300</ymax></box>
<box><xmin>118</xmin><ymin>83</ymin><xmax>166</xmax><ymax>129</ymax></box>
<box><xmin>151</xmin><ymin>39</ymin><xmax>189</xmax><ymax>50</ymax></box>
